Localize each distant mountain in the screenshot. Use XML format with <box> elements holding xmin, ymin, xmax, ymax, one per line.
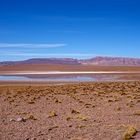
<box><xmin>79</xmin><ymin>56</ymin><xmax>140</xmax><ymax>66</ymax></box>
<box><xmin>0</xmin><ymin>56</ymin><xmax>140</xmax><ymax>66</ymax></box>
<box><xmin>0</xmin><ymin>58</ymin><xmax>80</xmax><ymax>66</ymax></box>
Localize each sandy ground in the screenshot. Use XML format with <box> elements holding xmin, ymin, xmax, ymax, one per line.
<box><xmin>1</xmin><ymin>64</ymin><xmax>140</xmax><ymax>72</ymax></box>
<box><xmin>0</xmin><ymin>81</ymin><xmax>140</xmax><ymax>140</ymax></box>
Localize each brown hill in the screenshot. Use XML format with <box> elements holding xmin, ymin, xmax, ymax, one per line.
<box><xmin>0</xmin><ymin>58</ymin><xmax>80</xmax><ymax>66</ymax></box>
<box><xmin>79</xmin><ymin>56</ymin><xmax>140</xmax><ymax>66</ymax></box>
<box><xmin>1</xmin><ymin>56</ymin><xmax>140</xmax><ymax>66</ymax></box>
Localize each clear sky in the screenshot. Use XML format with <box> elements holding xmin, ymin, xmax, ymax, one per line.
<box><xmin>0</xmin><ymin>0</ymin><xmax>140</xmax><ymax>61</ymax></box>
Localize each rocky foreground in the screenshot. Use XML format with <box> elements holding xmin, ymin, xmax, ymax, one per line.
<box><xmin>0</xmin><ymin>81</ymin><xmax>140</xmax><ymax>140</ymax></box>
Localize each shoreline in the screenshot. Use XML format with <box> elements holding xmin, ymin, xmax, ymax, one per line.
<box><xmin>0</xmin><ymin>80</ymin><xmax>139</xmax><ymax>86</ymax></box>
<box><xmin>1</xmin><ymin>70</ymin><xmax>140</xmax><ymax>75</ymax></box>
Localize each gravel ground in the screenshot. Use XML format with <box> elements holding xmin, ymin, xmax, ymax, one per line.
<box><xmin>0</xmin><ymin>81</ymin><xmax>140</xmax><ymax>140</ymax></box>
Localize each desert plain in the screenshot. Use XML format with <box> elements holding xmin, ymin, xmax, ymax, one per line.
<box><xmin>0</xmin><ymin>65</ymin><xmax>140</xmax><ymax>140</ymax></box>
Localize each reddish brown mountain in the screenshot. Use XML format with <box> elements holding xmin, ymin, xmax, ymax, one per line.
<box><xmin>0</xmin><ymin>58</ymin><xmax>80</xmax><ymax>66</ymax></box>
<box><xmin>79</xmin><ymin>56</ymin><xmax>140</xmax><ymax>66</ymax></box>
<box><xmin>0</xmin><ymin>56</ymin><xmax>140</xmax><ymax>66</ymax></box>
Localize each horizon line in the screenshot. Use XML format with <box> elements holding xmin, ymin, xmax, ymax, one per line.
<box><xmin>1</xmin><ymin>55</ymin><xmax>140</xmax><ymax>62</ymax></box>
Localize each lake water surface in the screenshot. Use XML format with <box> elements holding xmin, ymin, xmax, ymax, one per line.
<box><xmin>0</xmin><ymin>75</ymin><xmax>116</xmax><ymax>81</ymax></box>
<box><xmin>0</xmin><ymin>75</ymin><xmax>114</xmax><ymax>81</ymax></box>
<box><xmin>0</xmin><ymin>71</ymin><xmax>139</xmax><ymax>81</ymax></box>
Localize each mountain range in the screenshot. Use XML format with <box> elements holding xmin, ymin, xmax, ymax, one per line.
<box><xmin>0</xmin><ymin>56</ymin><xmax>140</xmax><ymax>66</ymax></box>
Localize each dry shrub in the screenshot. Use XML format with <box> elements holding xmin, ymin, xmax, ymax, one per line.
<box><xmin>123</xmin><ymin>126</ymin><xmax>137</xmax><ymax>140</ymax></box>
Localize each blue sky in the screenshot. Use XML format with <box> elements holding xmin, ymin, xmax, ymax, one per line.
<box><xmin>0</xmin><ymin>0</ymin><xmax>140</xmax><ymax>61</ymax></box>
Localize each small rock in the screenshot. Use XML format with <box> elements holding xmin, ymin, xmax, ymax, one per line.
<box><xmin>16</xmin><ymin>117</ymin><xmax>25</xmax><ymax>122</ymax></box>
<box><xmin>2</xmin><ymin>119</ymin><xmax>5</xmax><ymax>123</ymax></box>
<box><xmin>10</xmin><ymin>118</ymin><xmax>15</xmax><ymax>122</ymax></box>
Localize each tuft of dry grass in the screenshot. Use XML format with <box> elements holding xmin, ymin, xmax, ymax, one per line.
<box><xmin>48</xmin><ymin>111</ymin><xmax>57</xmax><ymax>118</ymax></box>
<box><xmin>133</xmin><ymin>110</ymin><xmax>140</xmax><ymax>115</ymax></box>
<box><xmin>76</xmin><ymin>124</ymin><xmax>86</xmax><ymax>128</ymax></box>
<box><xmin>123</xmin><ymin>126</ymin><xmax>137</xmax><ymax>140</ymax></box>
<box><xmin>26</xmin><ymin>114</ymin><xmax>37</xmax><ymax>120</ymax></box>
<box><xmin>66</xmin><ymin>116</ymin><xmax>73</xmax><ymax>121</ymax></box>
<box><xmin>77</xmin><ymin>115</ymin><xmax>89</xmax><ymax>121</ymax></box>
<box><xmin>16</xmin><ymin>112</ymin><xmax>29</xmax><ymax>115</ymax></box>
<box><xmin>116</xmin><ymin>107</ymin><xmax>121</xmax><ymax>111</ymax></box>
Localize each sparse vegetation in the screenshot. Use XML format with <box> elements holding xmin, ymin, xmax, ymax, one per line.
<box><xmin>48</xmin><ymin>111</ymin><xmax>57</xmax><ymax>118</ymax></box>
<box><xmin>123</xmin><ymin>126</ymin><xmax>137</xmax><ymax>140</ymax></box>
<box><xmin>66</xmin><ymin>116</ymin><xmax>73</xmax><ymax>121</ymax></box>
<box><xmin>133</xmin><ymin>110</ymin><xmax>140</xmax><ymax>115</ymax></box>
<box><xmin>1</xmin><ymin>81</ymin><xmax>140</xmax><ymax>139</ymax></box>
<box><xmin>26</xmin><ymin>114</ymin><xmax>37</xmax><ymax>120</ymax></box>
<box><xmin>77</xmin><ymin>115</ymin><xmax>89</xmax><ymax>121</ymax></box>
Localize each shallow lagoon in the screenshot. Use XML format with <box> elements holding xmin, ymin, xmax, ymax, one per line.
<box><xmin>0</xmin><ymin>75</ymin><xmax>115</xmax><ymax>81</ymax></box>
<box><xmin>0</xmin><ymin>71</ymin><xmax>139</xmax><ymax>81</ymax></box>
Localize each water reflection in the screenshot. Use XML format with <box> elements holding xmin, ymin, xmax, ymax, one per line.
<box><xmin>0</xmin><ymin>75</ymin><xmax>117</xmax><ymax>81</ymax></box>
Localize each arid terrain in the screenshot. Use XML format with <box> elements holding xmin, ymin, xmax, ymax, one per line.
<box><xmin>0</xmin><ymin>81</ymin><xmax>140</xmax><ymax>140</ymax></box>
<box><xmin>1</xmin><ymin>56</ymin><xmax>140</xmax><ymax>66</ymax></box>
<box><xmin>1</xmin><ymin>64</ymin><xmax>140</xmax><ymax>140</ymax></box>
<box><xmin>1</xmin><ymin>64</ymin><xmax>140</xmax><ymax>72</ymax></box>
<box><xmin>1</xmin><ymin>64</ymin><xmax>140</xmax><ymax>81</ymax></box>
<box><xmin>1</xmin><ymin>0</ymin><xmax>140</xmax><ymax>139</ymax></box>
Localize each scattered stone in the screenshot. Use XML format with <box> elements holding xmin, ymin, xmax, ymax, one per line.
<box><xmin>54</xmin><ymin>99</ymin><xmax>62</xmax><ymax>103</ymax></box>
<box><xmin>16</xmin><ymin>117</ymin><xmax>25</xmax><ymax>122</ymax></box>
<box><xmin>71</xmin><ymin>109</ymin><xmax>80</xmax><ymax>114</ymax></box>
<box><xmin>69</xmin><ymin>125</ymin><xmax>72</xmax><ymax>127</ymax></box>
<box><xmin>48</xmin><ymin>125</ymin><xmax>58</xmax><ymax>131</ymax></box>
<box><xmin>9</xmin><ymin>118</ymin><xmax>15</xmax><ymax>122</ymax></box>
<box><xmin>28</xmin><ymin>101</ymin><xmax>35</xmax><ymax>104</ymax></box>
